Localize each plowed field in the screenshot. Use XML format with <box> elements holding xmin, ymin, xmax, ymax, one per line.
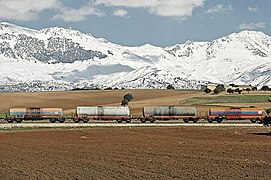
<box><xmin>0</xmin><ymin>127</ymin><xmax>270</xmax><ymax>179</ymax></box>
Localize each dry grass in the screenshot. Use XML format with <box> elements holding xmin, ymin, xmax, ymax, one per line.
<box><xmin>0</xmin><ymin>89</ymin><xmax>203</xmax><ymax>116</ymax></box>
<box><xmin>1</xmin><ymin>90</ymin><xmax>270</xmax><ymax>117</ymax></box>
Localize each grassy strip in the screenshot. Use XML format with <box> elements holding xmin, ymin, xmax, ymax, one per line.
<box><xmin>0</xmin><ymin>112</ymin><xmax>7</xmax><ymax>118</ymax></box>
<box><xmin>183</xmin><ymin>95</ymin><xmax>271</xmax><ymax>105</ymax></box>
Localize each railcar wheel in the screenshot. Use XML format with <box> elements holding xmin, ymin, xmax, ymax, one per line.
<box><xmin>16</xmin><ymin>119</ymin><xmax>22</xmax><ymax>123</ymax></box>
<box><xmin>117</xmin><ymin>120</ymin><xmax>122</xmax><ymax>123</ymax></box>
<box><xmin>58</xmin><ymin>117</ymin><xmax>65</xmax><ymax>123</ymax></box>
<box><xmin>256</xmin><ymin>118</ymin><xmax>262</xmax><ymax>124</ymax></box>
<box><xmin>83</xmin><ymin>120</ymin><xmax>89</xmax><ymax>123</ymax></box>
<box><xmin>50</xmin><ymin>119</ymin><xmax>56</xmax><ymax>123</ymax></box>
<box><xmin>126</xmin><ymin>120</ymin><xmax>131</xmax><ymax>123</ymax></box>
<box><xmin>250</xmin><ymin>119</ymin><xmax>256</xmax><ymax>123</ymax></box>
<box><xmin>215</xmin><ymin>116</ymin><xmax>224</xmax><ymax>123</ymax></box>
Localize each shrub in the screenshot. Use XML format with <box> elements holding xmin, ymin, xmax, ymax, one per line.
<box><xmin>167</xmin><ymin>84</ymin><xmax>175</xmax><ymax>89</ymax></box>
<box><xmin>123</xmin><ymin>93</ymin><xmax>134</xmax><ymax>102</ymax></box>
<box><xmin>245</xmin><ymin>88</ymin><xmax>251</xmax><ymax>94</ymax></box>
<box><xmin>234</xmin><ymin>88</ymin><xmax>242</xmax><ymax>94</ymax></box>
<box><xmin>121</xmin><ymin>99</ymin><xmax>129</xmax><ymax>106</ymax></box>
<box><xmin>261</xmin><ymin>85</ymin><xmax>270</xmax><ymax>92</ymax></box>
<box><xmin>121</xmin><ymin>93</ymin><xmax>134</xmax><ymax>106</ymax></box>
<box><xmin>227</xmin><ymin>88</ymin><xmax>234</xmax><ymax>94</ymax></box>
<box><xmin>104</xmin><ymin>87</ymin><xmax>113</xmax><ymax>90</ymax></box>
<box><xmin>266</xmin><ymin>108</ymin><xmax>271</xmax><ymax>115</ymax></box>
<box><xmin>213</xmin><ymin>84</ymin><xmax>225</xmax><ymax>94</ymax></box>
<box><xmin>204</xmin><ymin>88</ymin><xmax>212</xmax><ymax>94</ymax></box>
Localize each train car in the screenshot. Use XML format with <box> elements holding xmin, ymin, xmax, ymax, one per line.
<box><xmin>208</xmin><ymin>107</ymin><xmax>264</xmax><ymax>123</ymax></box>
<box><xmin>141</xmin><ymin>106</ymin><xmax>198</xmax><ymax>123</ymax></box>
<box><xmin>73</xmin><ymin>106</ymin><xmax>130</xmax><ymax>123</ymax></box>
<box><xmin>6</xmin><ymin>107</ymin><xmax>65</xmax><ymax>123</ymax></box>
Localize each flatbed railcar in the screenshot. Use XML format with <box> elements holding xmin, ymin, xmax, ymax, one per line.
<box><xmin>5</xmin><ymin>107</ymin><xmax>65</xmax><ymax>123</ymax></box>
<box><xmin>141</xmin><ymin>106</ymin><xmax>198</xmax><ymax>123</ymax></box>
<box><xmin>73</xmin><ymin>106</ymin><xmax>131</xmax><ymax>123</ymax></box>
<box><xmin>207</xmin><ymin>107</ymin><xmax>264</xmax><ymax>123</ymax></box>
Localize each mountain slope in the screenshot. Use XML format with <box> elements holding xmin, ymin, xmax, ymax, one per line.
<box><xmin>0</xmin><ymin>22</ymin><xmax>271</xmax><ymax>91</ymax></box>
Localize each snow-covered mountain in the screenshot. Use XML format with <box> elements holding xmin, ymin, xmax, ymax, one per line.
<box><xmin>0</xmin><ymin>22</ymin><xmax>271</xmax><ymax>91</ymax></box>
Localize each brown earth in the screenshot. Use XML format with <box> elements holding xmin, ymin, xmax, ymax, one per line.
<box><xmin>1</xmin><ymin>90</ymin><xmax>271</xmax><ymax>118</ymax></box>
<box><xmin>0</xmin><ymin>90</ymin><xmax>203</xmax><ymax>117</ymax></box>
<box><xmin>0</xmin><ymin>127</ymin><xmax>270</xmax><ymax>179</ymax></box>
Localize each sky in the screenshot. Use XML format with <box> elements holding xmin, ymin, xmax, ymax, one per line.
<box><xmin>0</xmin><ymin>0</ymin><xmax>270</xmax><ymax>47</ymax></box>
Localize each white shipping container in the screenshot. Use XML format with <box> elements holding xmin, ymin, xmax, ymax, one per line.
<box><xmin>76</xmin><ymin>106</ymin><xmax>129</xmax><ymax>116</ymax></box>
<box><xmin>77</xmin><ymin>107</ymin><xmax>99</xmax><ymax>115</ymax></box>
<box><xmin>143</xmin><ymin>106</ymin><xmax>196</xmax><ymax>116</ymax></box>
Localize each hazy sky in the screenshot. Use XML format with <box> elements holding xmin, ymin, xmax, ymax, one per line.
<box><xmin>0</xmin><ymin>0</ymin><xmax>270</xmax><ymax>47</ymax></box>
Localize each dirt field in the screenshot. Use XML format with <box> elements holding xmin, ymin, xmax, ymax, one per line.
<box><xmin>0</xmin><ymin>89</ymin><xmax>203</xmax><ymax>116</ymax></box>
<box><xmin>1</xmin><ymin>90</ymin><xmax>271</xmax><ymax>117</ymax></box>
<box><xmin>1</xmin><ymin>90</ymin><xmax>270</xmax><ymax>179</ymax></box>
<box><xmin>0</xmin><ymin>127</ymin><xmax>270</xmax><ymax>179</ymax></box>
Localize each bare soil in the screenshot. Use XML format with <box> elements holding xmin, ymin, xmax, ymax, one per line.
<box><xmin>1</xmin><ymin>90</ymin><xmax>270</xmax><ymax>118</ymax></box>
<box><xmin>0</xmin><ymin>90</ymin><xmax>203</xmax><ymax>116</ymax></box>
<box><xmin>0</xmin><ymin>127</ymin><xmax>270</xmax><ymax>179</ymax></box>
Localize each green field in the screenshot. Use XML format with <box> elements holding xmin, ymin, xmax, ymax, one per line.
<box><xmin>183</xmin><ymin>95</ymin><xmax>271</xmax><ymax>105</ymax></box>
<box><xmin>0</xmin><ymin>112</ymin><xmax>6</xmax><ymax>118</ymax></box>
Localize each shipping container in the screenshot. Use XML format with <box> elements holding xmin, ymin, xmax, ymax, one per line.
<box><xmin>74</xmin><ymin>106</ymin><xmax>130</xmax><ymax>123</ymax></box>
<box><xmin>208</xmin><ymin>107</ymin><xmax>264</xmax><ymax>123</ymax></box>
<box><xmin>142</xmin><ymin>106</ymin><xmax>197</xmax><ymax>123</ymax></box>
<box><xmin>9</xmin><ymin>108</ymin><xmax>27</xmax><ymax>117</ymax></box>
<box><xmin>6</xmin><ymin>107</ymin><xmax>65</xmax><ymax>123</ymax></box>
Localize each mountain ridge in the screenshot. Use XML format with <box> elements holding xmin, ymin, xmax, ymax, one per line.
<box><xmin>0</xmin><ymin>22</ymin><xmax>271</xmax><ymax>91</ymax></box>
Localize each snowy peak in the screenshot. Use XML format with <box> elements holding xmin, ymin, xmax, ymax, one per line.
<box><xmin>0</xmin><ymin>23</ymin><xmax>108</xmax><ymax>63</ymax></box>
<box><xmin>0</xmin><ymin>22</ymin><xmax>37</xmax><ymax>35</ymax></box>
<box><xmin>166</xmin><ymin>30</ymin><xmax>271</xmax><ymax>59</ymax></box>
<box><xmin>0</xmin><ymin>22</ymin><xmax>271</xmax><ymax>91</ymax></box>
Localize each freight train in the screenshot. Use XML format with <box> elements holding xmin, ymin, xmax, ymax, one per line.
<box><xmin>5</xmin><ymin>107</ymin><xmax>65</xmax><ymax>123</ymax></box>
<box><xmin>3</xmin><ymin>106</ymin><xmax>269</xmax><ymax>124</ymax></box>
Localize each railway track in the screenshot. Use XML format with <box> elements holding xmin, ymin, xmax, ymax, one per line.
<box><xmin>0</xmin><ymin>121</ymin><xmax>264</xmax><ymax>129</ymax></box>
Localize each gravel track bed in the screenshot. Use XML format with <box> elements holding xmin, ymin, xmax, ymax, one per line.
<box><xmin>0</xmin><ymin>122</ymin><xmax>263</xmax><ymax>129</ymax></box>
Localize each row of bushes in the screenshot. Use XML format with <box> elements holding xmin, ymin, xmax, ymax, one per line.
<box><xmin>204</xmin><ymin>84</ymin><xmax>271</xmax><ymax>95</ymax></box>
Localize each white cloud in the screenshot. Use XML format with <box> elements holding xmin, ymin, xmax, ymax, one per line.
<box><xmin>0</xmin><ymin>0</ymin><xmax>103</xmax><ymax>22</ymax></box>
<box><xmin>112</xmin><ymin>9</ymin><xmax>129</xmax><ymax>18</ymax></box>
<box><xmin>206</xmin><ymin>4</ymin><xmax>233</xmax><ymax>14</ymax></box>
<box><xmin>0</xmin><ymin>0</ymin><xmax>205</xmax><ymax>22</ymax></box>
<box><xmin>0</xmin><ymin>0</ymin><xmax>60</xmax><ymax>21</ymax></box>
<box><xmin>52</xmin><ymin>6</ymin><xmax>104</xmax><ymax>22</ymax></box>
<box><xmin>91</xmin><ymin>0</ymin><xmax>205</xmax><ymax>18</ymax></box>
<box><xmin>248</xmin><ymin>6</ymin><xmax>259</xmax><ymax>13</ymax></box>
<box><xmin>238</xmin><ymin>22</ymin><xmax>266</xmax><ymax>30</ymax></box>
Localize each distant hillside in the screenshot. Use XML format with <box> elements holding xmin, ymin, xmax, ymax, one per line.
<box><xmin>0</xmin><ymin>22</ymin><xmax>271</xmax><ymax>91</ymax></box>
